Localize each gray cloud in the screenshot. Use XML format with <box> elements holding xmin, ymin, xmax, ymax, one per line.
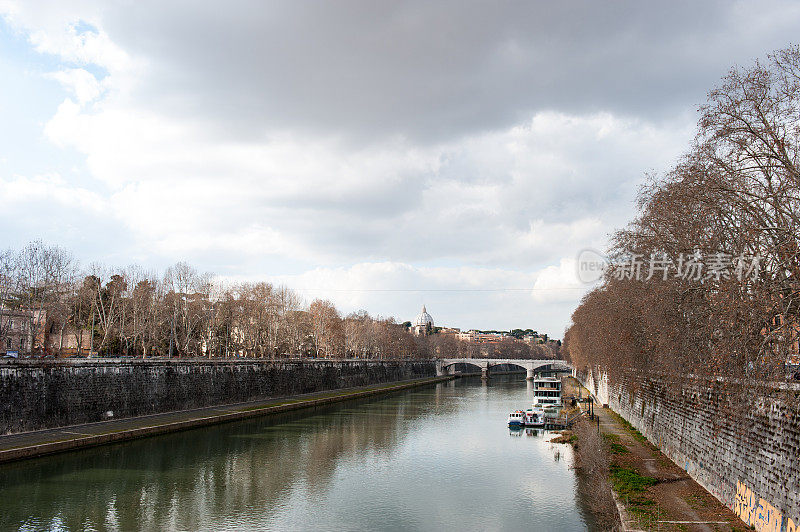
<box><xmin>96</xmin><ymin>0</ymin><xmax>800</xmax><ymax>143</ymax></box>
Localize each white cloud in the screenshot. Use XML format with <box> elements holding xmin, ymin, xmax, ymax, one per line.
<box><xmin>41</xmin><ymin>98</ymin><xmax>689</xmax><ymax>267</ymax></box>
<box><xmin>531</xmin><ymin>258</ymin><xmax>587</xmax><ymax>304</ymax></box>
<box><xmin>31</xmin><ymin>51</ymin><xmax>688</xmax><ymax>337</ymax></box>
<box><xmin>2</xmin><ymin>2</ymin><xmax>134</xmax><ymax>73</ymax></box>
<box><xmin>0</xmin><ymin>172</ymin><xmax>103</xmax><ymax>210</ymax></box>
<box><xmin>45</xmin><ymin>68</ymin><xmax>102</xmax><ymax>104</ymax></box>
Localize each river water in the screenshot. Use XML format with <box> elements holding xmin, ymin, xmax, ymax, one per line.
<box><xmin>0</xmin><ymin>376</ymin><xmax>594</xmax><ymax>531</ymax></box>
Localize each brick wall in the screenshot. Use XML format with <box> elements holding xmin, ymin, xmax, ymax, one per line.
<box><xmin>600</xmin><ymin>371</ymin><xmax>800</xmax><ymax>530</ymax></box>
<box><xmin>0</xmin><ymin>359</ymin><xmax>436</xmax><ymax>435</ymax></box>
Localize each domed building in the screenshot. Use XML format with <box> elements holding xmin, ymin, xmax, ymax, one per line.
<box><xmin>413</xmin><ymin>305</ymin><xmax>434</xmax><ymax>336</ymax></box>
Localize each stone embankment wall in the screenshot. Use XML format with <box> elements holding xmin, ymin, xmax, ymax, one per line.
<box><xmin>577</xmin><ymin>366</ymin><xmax>610</xmax><ymax>406</ymax></box>
<box><xmin>581</xmin><ymin>370</ymin><xmax>800</xmax><ymax>531</ymax></box>
<box><xmin>0</xmin><ymin>359</ymin><xmax>436</xmax><ymax>435</ymax></box>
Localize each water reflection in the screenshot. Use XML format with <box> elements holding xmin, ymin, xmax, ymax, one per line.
<box><xmin>525</xmin><ymin>427</ymin><xmax>543</xmax><ymax>437</ymax></box>
<box><xmin>0</xmin><ymin>376</ymin><xmax>591</xmax><ymax>531</ymax></box>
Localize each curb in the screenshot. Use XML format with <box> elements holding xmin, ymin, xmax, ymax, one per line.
<box><xmin>612</xmin><ymin>490</ymin><xmax>640</xmax><ymax>531</ymax></box>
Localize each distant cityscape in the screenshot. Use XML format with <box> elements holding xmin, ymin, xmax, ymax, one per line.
<box><xmin>404</xmin><ymin>305</ymin><xmax>560</xmax><ymax>360</ymax></box>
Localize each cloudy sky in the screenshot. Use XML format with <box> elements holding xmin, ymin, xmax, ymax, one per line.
<box><xmin>1</xmin><ymin>1</ymin><xmax>799</xmax><ymax>336</ymax></box>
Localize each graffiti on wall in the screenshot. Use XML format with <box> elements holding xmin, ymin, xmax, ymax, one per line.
<box><xmin>735</xmin><ymin>480</ymin><xmax>797</xmax><ymax>532</ymax></box>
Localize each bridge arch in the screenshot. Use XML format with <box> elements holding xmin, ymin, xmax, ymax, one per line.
<box><xmin>486</xmin><ymin>361</ymin><xmax>528</xmax><ymax>372</ymax></box>
<box><xmin>439</xmin><ymin>360</ymin><xmax>486</xmax><ymax>373</ymax></box>
<box><xmin>436</xmin><ymin>358</ymin><xmax>573</xmax><ymax>380</ymax></box>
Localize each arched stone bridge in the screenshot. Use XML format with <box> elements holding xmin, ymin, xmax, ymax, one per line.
<box><xmin>436</xmin><ymin>358</ymin><xmax>573</xmax><ymax>380</ymax></box>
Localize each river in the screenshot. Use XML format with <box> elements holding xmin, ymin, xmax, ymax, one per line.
<box><xmin>0</xmin><ymin>375</ymin><xmax>595</xmax><ymax>531</ymax></box>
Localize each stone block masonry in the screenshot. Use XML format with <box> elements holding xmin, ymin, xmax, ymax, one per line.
<box><xmin>0</xmin><ymin>359</ymin><xmax>436</xmax><ymax>435</ymax></box>
<box><xmin>604</xmin><ymin>372</ymin><xmax>800</xmax><ymax>532</ymax></box>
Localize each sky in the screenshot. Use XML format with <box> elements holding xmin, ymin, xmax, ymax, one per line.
<box><xmin>1</xmin><ymin>1</ymin><xmax>799</xmax><ymax>337</ymax></box>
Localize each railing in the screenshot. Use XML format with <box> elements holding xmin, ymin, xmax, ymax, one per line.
<box><xmin>565</xmin><ymin>411</ymin><xmax>587</xmax><ymax>427</ymax></box>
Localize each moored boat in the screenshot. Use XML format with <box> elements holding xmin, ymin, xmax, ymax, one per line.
<box><xmin>524</xmin><ymin>407</ymin><xmax>545</xmax><ymax>427</ymax></box>
<box><xmin>532</xmin><ymin>377</ymin><xmax>562</xmax><ymax>407</ymax></box>
<box><xmin>507</xmin><ymin>410</ymin><xmax>525</xmax><ymax>426</ymax></box>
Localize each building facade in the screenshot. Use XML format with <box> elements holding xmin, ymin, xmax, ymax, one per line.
<box><xmin>1</xmin><ymin>307</ymin><xmax>42</xmax><ymax>356</ymax></box>
<box><xmin>413</xmin><ymin>305</ymin><xmax>434</xmax><ymax>336</ymax></box>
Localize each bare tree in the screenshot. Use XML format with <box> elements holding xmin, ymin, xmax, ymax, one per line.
<box><xmin>566</xmin><ymin>45</ymin><xmax>800</xmax><ymax>385</ymax></box>
<box><xmin>15</xmin><ymin>241</ymin><xmax>74</xmax><ymax>354</ymax></box>
<box><xmin>0</xmin><ymin>248</ymin><xmax>19</xmax><ymax>350</ymax></box>
<box><xmin>308</xmin><ymin>299</ymin><xmax>344</xmax><ymax>358</ymax></box>
<box><xmin>163</xmin><ymin>262</ymin><xmax>212</xmax><ymax>357</ymax></box>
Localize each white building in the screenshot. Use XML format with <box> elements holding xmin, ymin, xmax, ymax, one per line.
<box><xmin>413</xmin><ymin>305</ymin><xmax>434</xmax><ymax>336</ymax></box>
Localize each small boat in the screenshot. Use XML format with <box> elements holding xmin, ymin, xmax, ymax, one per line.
<box><xmin>524</xmin><ymin>407</ymin><xmax>545</xmax><ymax>427</ymax></box>
<box><xmin>507</xmin><ymin>410</ymin><xmax>525</xmax><ymax>426</ymax></box>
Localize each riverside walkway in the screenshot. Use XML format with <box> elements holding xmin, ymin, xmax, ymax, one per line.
<box><xmin>569</xmin><ymin>377</ymin><xmax>747</xmax><ymax>531</ymax></box>
<box><xmin>0</xmin><ymin>375</ymin><xmax>452</xmax><ymax>464</ymax></box>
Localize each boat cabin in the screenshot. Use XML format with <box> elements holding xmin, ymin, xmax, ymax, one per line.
<box><xmin>533</xmin><ymin>377</ymin><xmax>562</xmax><ymax>406</ymax></box>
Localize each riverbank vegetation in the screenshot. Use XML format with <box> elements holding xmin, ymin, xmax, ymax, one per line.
<box><xmin>557</xmin><ymin>377</ymin><xmax>621</xmax><ymax>529</ymax></box>
<box><xmin>571</xmin><ymin>419</ymin><xmax>622</xmax><ymax>530</ymax></box>
<box><xmin>565</xmin><ymin>45</ymin><xmax>800</xmax><ymax>384</ymax></box>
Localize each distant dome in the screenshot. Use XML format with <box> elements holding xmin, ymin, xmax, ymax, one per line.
<box><xmin>414</xmin><ymin>305</ymin><xmax>434</xmax><ymax>328</ymax></box>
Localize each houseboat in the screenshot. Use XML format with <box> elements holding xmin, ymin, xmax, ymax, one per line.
<box><xmin>533</xmin><ymin>377</ymin><xmax>562</xmax><ymax>407</ymax></box>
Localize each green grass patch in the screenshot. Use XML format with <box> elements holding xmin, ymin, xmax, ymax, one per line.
<box><xmin>607</xmin><ymin>410</ymin><xmax>649</xmax><ymax>445</ymax></box>
<box><xmin>626</xmin><ymin>503</ymin><xmax>667</xmax><ymax>527</ymax></box>
<box><xmin>602</xmin><ymin>432</ymin><xmax>628</xmax><ymax>454</ymax></box>
<box><xmin>610</xmin><ymin>464</ymin><xmax>661</xmax><ymax>522</ymax></box>
<box><xmin>610</xmin><ymin>465</ymin><xmax>658</xmax><ymax>497</ymax></box>
<box><xmin>609</xmin><ymin>442</ymin><xmax>629</xmax><ymax>455</ymax></box>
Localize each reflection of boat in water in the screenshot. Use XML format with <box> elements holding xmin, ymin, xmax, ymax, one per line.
<box><xmin>507</xmin><ymin>410</ymin><xmax>525</xmax><ymax>426</ymax></box>
<box><xmin>509</xmin><ymin>425</ymin><xmax>541</xmax><ymax>437</ymax></box>
<box><xmin>509</xmin><ymin>425</ymin><xmax>524</xmax><ymax>436</ymax></box>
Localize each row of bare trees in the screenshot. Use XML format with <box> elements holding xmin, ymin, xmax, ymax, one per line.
<box><xmin>0</xmin><ymin>242</ymin><xmax>562</xmax><ymax>361</ymax></box>
<box><xmin>0</xmin><ymin>244</ymin><xmax>430</xmax><ymax>359</ymax></box>
<box><xmin>565</xmin><ymin>45</ymin><xmax>800</xmax><ymax>382</ymax></box>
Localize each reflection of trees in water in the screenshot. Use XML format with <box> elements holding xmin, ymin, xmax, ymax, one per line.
<box><xmin>0</xmin><ymin>385</ymin><xmax>460</xmax><ymax>530</ymax></box>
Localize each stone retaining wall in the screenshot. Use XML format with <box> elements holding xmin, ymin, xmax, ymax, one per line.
<box><xmin>593</xmin><ymin>371</ymin><xmax>800</xmax><ymax>531</ymax></box>
<box><xmin>0</xmin><ymin>359</ymin><xmax>436</xmax><ymax>435</ymax></box>
<box><xmin>576</xmin><ymin>366</ymin><xmax>610</xmax><ymax>406</ymax></box>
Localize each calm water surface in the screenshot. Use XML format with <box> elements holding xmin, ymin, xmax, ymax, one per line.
<box><xmin>0</xmin><ymin>376</ymin><xmax>593</xmax><ymax>531</ymax></box>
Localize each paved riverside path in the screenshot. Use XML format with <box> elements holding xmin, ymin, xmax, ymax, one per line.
<box><xmin>0</xmin><ymin>375</ymin><xmax>451</xmax><ymax>464</ymax></box>
<box><xmin>592</xmin><ymin>398</ymin><xmax>748</xmax><ymax>531</ymax></box>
